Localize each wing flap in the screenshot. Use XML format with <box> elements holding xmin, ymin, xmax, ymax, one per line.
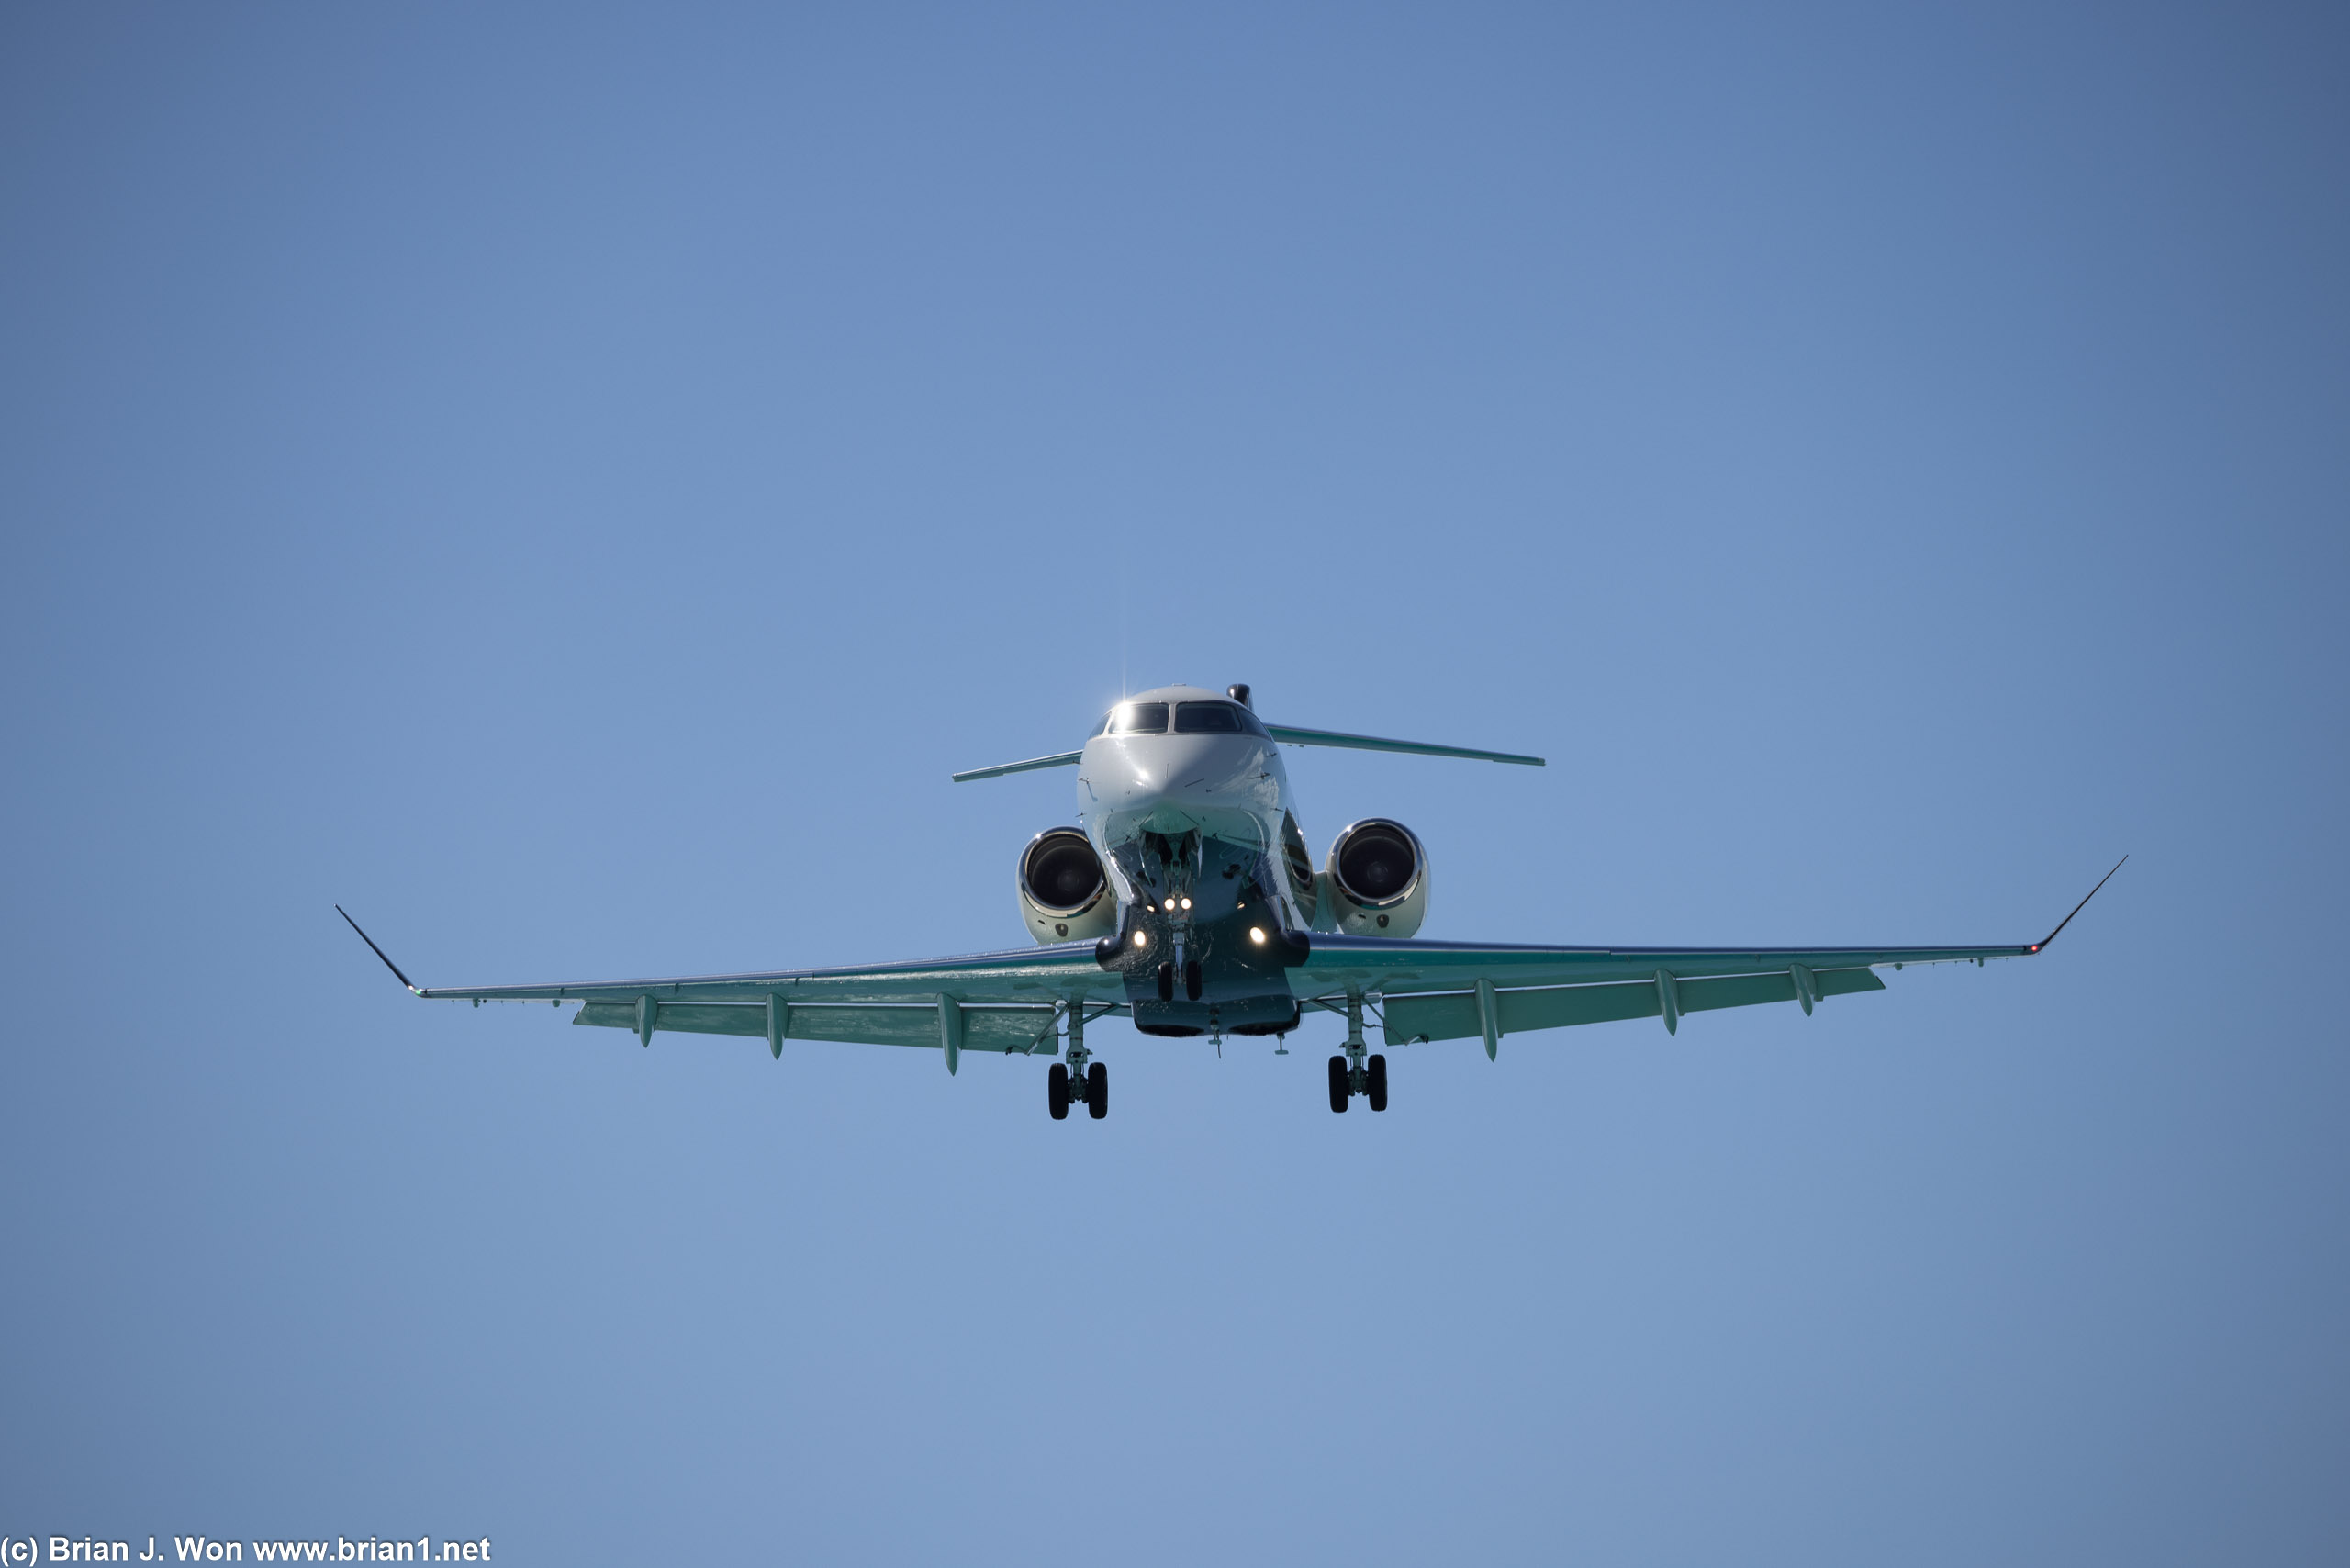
<box><xmin>1298</xmin><ymin>938</ymin><xmax>2031</xmax><ymax>996</ymax></box>
<box><xmin>408</xmin><ymin>940</ymin><xmax>1114</xmax><ymax>1007</ymax></box>
<box><xmin>1382</xmin><ymin>965</ymin><xmax>1885</xmax><ymax>1045</ymax></box>
<box><xmin>574</xmin><ymin>1001</ymin><xmax>1062</xmax><ymax>1053</ymax></box>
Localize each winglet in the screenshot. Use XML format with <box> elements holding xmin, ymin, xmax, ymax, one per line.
<box><xmin>337</xmin><ymin>905</ymin><xmax>420</xmax><ymax>992</ymax></box>
<box><xmin>2028</xmin><ymin>857</ymin><xmax>2127</xmax><ymax>953</ymax></box>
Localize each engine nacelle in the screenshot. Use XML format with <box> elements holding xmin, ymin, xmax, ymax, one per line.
<box><xmin>1321</xmin><ymin>818</ymin><xmax>1428</xmax><ymax>938</ymax></box>
<box><xmin>1018</xmin><ymin>827</ymin><xmax>1117</xmax><ymax>945</ymax></box>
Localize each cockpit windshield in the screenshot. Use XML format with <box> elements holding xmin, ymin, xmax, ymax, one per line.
<box><xmin>1103</xmin><ymin>701</ymin><xmax>1169</xmax><ymax>734</ymax></box>
<box><xmin>1094</xmin><ymin>699</ymin><xmax>1267</xmax><ymax>737</ymax></box>
<box><xmin>1175</xmin><ymin>701</ymin><xmax>1267</xmax><ymax>735</ymax></box>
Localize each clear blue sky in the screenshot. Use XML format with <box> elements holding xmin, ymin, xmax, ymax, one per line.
<box><xmin>4</xmin><ymin>4</ymin><xmax>2344</xmax><ymax>1562</ymax></box>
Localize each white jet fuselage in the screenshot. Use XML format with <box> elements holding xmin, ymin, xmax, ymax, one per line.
<box><xmin>1068</xmin><ymin>686</ymin><xmax>1315</xmax><ymax>1033</ymax></box>
<box><xmin>1075</xmin><ymin>689</ymin><xmax>1300</xmax><ymax>916</ymax></box>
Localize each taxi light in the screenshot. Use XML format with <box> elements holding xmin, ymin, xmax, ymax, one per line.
<box><xmin>1248</xmin><ymin>926</ymin><xmax>1266</xmax><ymax>945</ymax></box>
<box><xmin>1163</xmin><ymin>898</ymin><xmax>1175</xmax><ymax>912</ymax></box>
<box><xmin>1180</xmin><ymin>897</ymin><xmax>1192</xmax><ymax>910</ymax></box>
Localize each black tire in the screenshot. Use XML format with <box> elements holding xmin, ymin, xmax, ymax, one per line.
<box><xmin>1086</xmin><ymin>1060</ymin><xmax>1108</xmax><ymax>1120</ymax></box>
<box><xmin>1047</xmin><ymin>1062</ymin><xmax>1069</xmax><ymax>1120</ymax></box>
<box><xmin>1367</xmin><ymin>1053</ymin><xmax>1388</xmax><ymax>1113</ymax></box>
<box><xmin>1327</xmin><ymin>1055</ymin><xmax>1350</xmax><ymax>1114</ymax></box>
<box><xmin>1157</xmin><ymin>962</ymin><xmax>1175</xmax><ymax>1002</ymax></box>
<box><xmin>1184</xmin><ymin>960</ymin><xmax>1203</xmax><ymax>1001</ymax></box>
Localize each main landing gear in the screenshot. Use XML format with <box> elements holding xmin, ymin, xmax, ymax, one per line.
<box><xmin>1047</xmin><ymin>1061</ymin><xmax>1106</xmax><ymax>1120</ymax></box>
<box><xmin>1047</xmin><ymin>1004</ymin><xmax>1108</xmax><ymax>1121</ymax></box>
<box><xmin>1327</xmin><ymin>1053</ymin><xmax>1387</xmax><ymax>1113</ymax></box>
<box><xmin>1326</xmin><ymin>991</ymin><xmax>1388</xmax><ymax>1114</ymax></box>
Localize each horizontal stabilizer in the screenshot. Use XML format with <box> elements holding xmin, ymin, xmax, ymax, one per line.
<box><xmin>952</xmin><ymin>726</ymin><xmax>1541</xmax><ymax>781</ymax></box>
<box><xmin>1264</xmin><ymin>725</ymin><xmax>1543</xmax><ymax>766</ymax></box>
<box><xmin>951</xmin><ymin>751</ymin><xmax>1084</xmax><ymax>783</ymax></box>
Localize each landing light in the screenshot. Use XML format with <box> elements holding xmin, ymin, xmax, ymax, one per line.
<box><xmin>1180</xmin><ymin>897</ymin><xmax>1192</xmax><ymax>910</ymax></box>
<box><xmin>1249</xmin><ymin>927</ymin><xmax>1266</xmax><ymax>945</ymax></box>
<box><xmin>1133</xmin><ymin>930</ymin><xmax>1148</xmax><ymax>948</ymax></box>
<box><xmin>1163</xmin><ymin>898</ymin><xmax>1175</xmax><ymax>912</ymax></box>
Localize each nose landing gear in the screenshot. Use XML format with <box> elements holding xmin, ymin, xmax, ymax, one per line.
<box><xmin>1326</xmin><ymin>990</ymin><xmax>1389</xmax><ymax>1114</ymax></box>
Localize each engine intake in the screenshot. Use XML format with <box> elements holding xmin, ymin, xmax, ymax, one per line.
<box><xmin>1323</xmin><ymin>818</ymin><xmax>1428</xmax><ymax>937</ymax></box>
<box><xmin>1018</xmin><ymin>827</ymin><xmax>1115</xmax><ymax>944</ymax></box>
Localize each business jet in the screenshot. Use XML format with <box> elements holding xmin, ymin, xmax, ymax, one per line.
<box><xmin>341</xmin><ymin>683</ymin><xmax>2121</xmax><ymax>1120</ymax></box>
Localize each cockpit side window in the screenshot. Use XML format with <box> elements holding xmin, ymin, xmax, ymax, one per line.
<box><xmin>1174</xmin><ymin>701</ymin><xmax>1267</xmax><ymax>736</ymax></box>
<box><xmin>1281</xmin><ymin>812</ymin><xmax>1315</xmax><ymax>895</ymax></box>
<box><xmin>1106</xmin><ymin>701</ymin><xmax>1169</xmax><ymax>734</ymax></box>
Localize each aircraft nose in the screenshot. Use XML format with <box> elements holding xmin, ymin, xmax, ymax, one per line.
<box><xmin>1085</xmin><ymin>734</ymin><xmax>1277</xmax><ymax>824</ymax></box>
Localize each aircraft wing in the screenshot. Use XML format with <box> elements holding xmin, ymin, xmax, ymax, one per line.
<box><xmin>1293</xmin><ymin>860</ymin><xmax>2124</xmax><ymax>1053</ymax></box>
<box><xmin>337</xmin><ymin>909</ymin><xmax>1120</xmax><ymax>1067</ymax></box>
<box><xmin>341</xmin><ymin>859</ymin><xmax>2120</xmax><ymax>1066</ymax></box>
